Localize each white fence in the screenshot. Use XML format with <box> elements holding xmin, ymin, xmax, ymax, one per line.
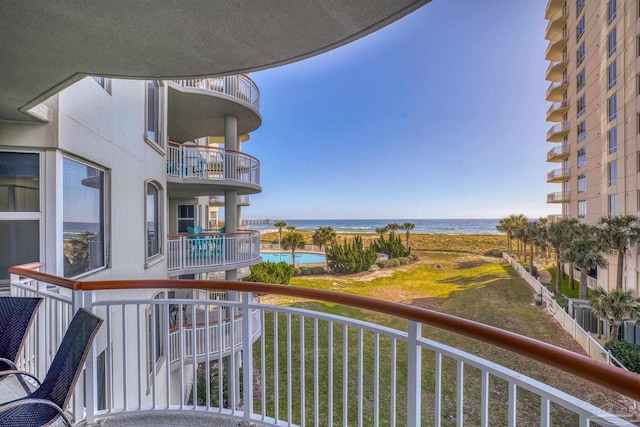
<box><xmin>503</xmin><ymin>253</ymin><xmax>612</xmax><ymax>364</ymax></box>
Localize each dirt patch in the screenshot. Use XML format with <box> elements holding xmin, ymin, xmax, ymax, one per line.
<box><xmin>368</xmin><ymin>286</ymin><xmax>426</xmax><ymax>303</ymax></box>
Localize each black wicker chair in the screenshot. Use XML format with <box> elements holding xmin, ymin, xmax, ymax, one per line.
<box><xmin>0</xmin><ymin>297</ymin><xmax>42</xmax><ymax>373</ymax></box>
<box><xmin>0</xmin><ymin>308</ymin><xmax>103</xmax><ymax>426</ymax></box>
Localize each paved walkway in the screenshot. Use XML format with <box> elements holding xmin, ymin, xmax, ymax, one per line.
<box><xmin>537</xmin><ymin>267</ymin><xmax>552</xmax><ymax>285</ymax></box>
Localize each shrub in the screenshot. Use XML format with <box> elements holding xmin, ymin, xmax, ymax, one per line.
<box><xmin>604</xmin><ymin>341</ymin><xmax>640</xmax><ymax>374</ymax></box>
<box><xmin>377</xmin><ymin>259</ymin><xmax>400</xmax><ymax>268</ymax></box>
<box><xmin>397</xmin><ymin>257</ymin><xmax>409</xmax><ymax>265</ymax></box>
<box><xmin>311</xmin><ymin>266</ymin><xmax>325</xmax><ymax>275</ymax></box>
<box><xmin>327</xmin><ymin>236</ymin><xmax>377</xmax><ymax>274</ymax></box>
<box><xmin>302</xmin><ymin>267</ymin><xmax>313</xmax><ymax>276</ymax></box>
<box><xmin>371</xmin><ymin>234</ymin><xmax>409</xmax><ymax>258</ymax></box>
<box><xmin>244</xmin><ymin>261</ymin><xmax>294</xmax><ymax>285</ymax></box>
<box><xmin>409</xmin><ymin>254</ymin><xmax>419</xmax><ymax>261</ymax></box>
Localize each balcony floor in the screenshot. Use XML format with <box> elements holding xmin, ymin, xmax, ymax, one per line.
<box><xmin>94</xmin><ymin>412</ymin><xmax>251</xmax><ymax>426</ymax></box>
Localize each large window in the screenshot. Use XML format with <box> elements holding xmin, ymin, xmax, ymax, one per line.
<box><xmin>577</xmin><ymin>67</ymin><xmax>586</xmax><ymax>92</ymax></box>
<box><xmin>578</xmin><ymin>174</ymin><xmax>586</xmax><ymax>193</ymax></box>
<box><xmin>63</xmin><ymin>158</ymin><xmax>106</xmax><ymax>278</ymax></box>
<box><xmin>577</xmin><ymin>42</ymin><xmax>585</xmax><ymax>66</ymax></box>
<box><xmin>577</xmin><ymin>147</ymin><xmax>586</xmax><ymax>168</ymax></box>
<box><xmin>608</xmin><ymin>61</ymin><xmax>616</xmax><ymax>90</ymax></box>
<box><xmin>577</xmin><ymin>94</ymin><xmax>586</xmax><ymax>118</ymax></box>
<box><xmin>578</xmin><ymin>200</ymin><xmax>586</xmax><ymax>219</ymax></box>
<box><xmin>577</xmin><ymin>120</ymin><xmax>586</xmax><ymax>143</ymax></box>
<box><xmin>608</xmin><ymin>160</ymin><xmax>618</xmax><ymax>187</ymax></box>
<box><xmin>0</xmin><ymin>152</ymin><xmax>40</xmax><ymax>285</ymax></box>
<box><xmin>608</xmin><ymin>28</ymin><xmax>617</xmax><ymax>57</ymax></box>
<box><xmin>177</xmin><ymin>204</ymin><xmax>196</xmax><ymax>233</ymax></box>
<box><xmin>608</xmin><ymin>128</ymin><xmax>618</xmax><ymax>154</ymax></box>
<box><xmin>608</xmin><ymin>94</ymin><xmax>617</xmax><ymax>122</ymax></box>
<box><xmin>146</xmin><ymin>81</ymin><xmax>160</xmax><ymax>146</ymax></box>
<box><xmin>577</xmin><ymin>0</ymin><xmax>585</xmax><ymax>16</ymax></box>
<box><xmin>608</xmin><ymin>0</ymin><xmax>617</xmax><ymax>24</ymax></box>
<box><xmin>576</xmin><ymin>15</ymin><xmax>585</xmax><ymax>41</ymax></box>
<box><xmin>146</xmin><ymin>182</ymin><xmax>161</xmax><ymax>259</ymax></box>
<box><xmin>609</xmin><ymin>194</ymin><xmax>618</xmax><ymax>216</ymax></box>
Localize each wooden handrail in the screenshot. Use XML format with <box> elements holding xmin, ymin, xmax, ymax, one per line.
<box><xmin>8</xmin><ymin>263</ymin><xmax>640</xmax><ymax>401</ymax></box>
<box><xmin>8</xmin><ymin>263</ymin><xmax>77</xmax><ymax>289</ymax></box>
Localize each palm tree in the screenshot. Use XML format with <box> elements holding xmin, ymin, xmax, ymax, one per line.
<box><xmin>590</xmin><ymin>287</ymin><xmax>640</xmax><ymax>340</ymax></box>
<box><xmin>386</xmin><ymin>223</ymin><xmax>401</xmax><ymax>236</ymax></box>
<box><xmin>598</xmin><ymin>215</ymin><xmax>640</xmax><ymax>290</ymax></box>
<box><xmin>566</xmin><ymin>224</ymin><xmax>608</xmax><ymax>299</ymax></box>
<box><xmin>547</xmin><ymin>219</ymin><xmax>578</xmax><ymax>294</ymax></box>
<box><xmin>281</xmin><ymin>232</ymin><xmax>305</xmax><ymax>266</ymax></box>
<box><xmin>503</xmin><ymin>214</ymin><xmax>527</xmax><ymax>257</ymax></box>
<box><xmin>274</xmin><ymin>221</ymin><xmax>287</xmax><ymax>248</ymax></box>
<box><xmin>286</xmin><ymin>225</ymin><xmax>297</xmax><ymax>232</ymax></box>
<box><xmin>401</xmin><ymin>222</ymin><xmax>415</xmax><ymax>249</ymax></box>
<box><xmin>375</xmin><ymin>227</ymin><xmax>387</xmax><ymax>238</ymax></box>
<box><xmin>312</xmin><ymin>226</ymin><xmax>336</xmax><ymax>265</ymax></box>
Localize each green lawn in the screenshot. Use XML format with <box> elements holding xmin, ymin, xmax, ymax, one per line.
<box><xmin>545</xmin><ymin>266</ymin><xmax>590</xmax><ymax>299</ymax></box>
<box><xmin>249</xmin><ymin>253</ymin><xmax>624</xmax><ymax>426</ymax></box>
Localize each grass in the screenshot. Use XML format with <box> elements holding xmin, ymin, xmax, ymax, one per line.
<box><xmin>545</xmin><ymin>266</ymin><xmax>590</xmax><ymax>299</ymax></box>
<box><xmin>251</xmin><ymin>249</ymin><xmax>628</xmax><ymax>426</ymax></box>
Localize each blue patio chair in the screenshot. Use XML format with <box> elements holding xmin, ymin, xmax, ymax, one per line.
<box><xmin>187</xmin><ymin>226</ymin><xmax>209</xmax><ymax>258</ymax></box>
<box><xmin>0</xmin><ymin>308</ymin><xmax>103</xmax><ymax>427</ymax></box>
<box><xmin>0</xmin><ymin>297</ymin><xmax>42</xmax><ymax>375</ymax></box>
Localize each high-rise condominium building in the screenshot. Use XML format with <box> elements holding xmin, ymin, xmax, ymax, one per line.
<box><xmin>545</xmin><ymin>0</ymin><xmax>640</xmax><ymax>293</ymax></box>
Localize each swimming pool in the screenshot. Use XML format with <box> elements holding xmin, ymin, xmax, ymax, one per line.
<box><xmin>261</xmin><ymin>252</ymin><xmax>326</xmax><ymax>265</ymax></box>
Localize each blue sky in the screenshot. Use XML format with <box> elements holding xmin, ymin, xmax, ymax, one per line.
<box><xmin>246</xmin><ymin>0</ymin><xmax>553</xmax><ymax>220</ymax></box>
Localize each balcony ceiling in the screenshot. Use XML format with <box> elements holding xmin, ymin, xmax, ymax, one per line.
<box><xmin>0</xmin><ymin>0</ymin><xmax>430</xmax><ymax>122</ymax></box>
<box><xmin>167</xmin><ymin>83</ymin><xmax>261</xmax><ymax>142</ymax></box>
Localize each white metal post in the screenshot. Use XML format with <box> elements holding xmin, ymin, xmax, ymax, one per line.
<box><xmin>242</xmin><ymin>292</ymin><xmax>253</xmax><ymax>420</ymax></box>
<box><xmin>407</xmin><ymin>321</ymin><xmax>422</xmax><ymax>427</ymax></box>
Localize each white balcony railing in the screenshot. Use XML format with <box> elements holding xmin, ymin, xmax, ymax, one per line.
<box><xmin>546</xmin><ymin>144</ymin><xmax>569</xmax><ymax>161</ymax></box>
<box><xmin>546</xmin><ymin>98</ymin><xmax>569</xmax><ymax>120</ymax></box>
<box><xmin>547</xmin><ymin>121</ymin><xmax>569</xmax><ymax>140</ymax></box>
<box><xmin>167</xmin><ymin>231</ymin><xmax>261</xmax><ymax>272</ymax></box>
<box><xmin>547</xmin><ymin>191</ymin><xmax>569</xmax><ymax>203</ymax></box>
<box><xmin>210</xmin><ymin>194</ymin><xmax>250</xmax><ymax>206</ymax></box>
<box><xmin>171</xmin><ymin>75</ymin><xmax>260</xmax><ymax>111</ymax></box>
<box><xmin>547</xmin><ymin>167</ymin><xmax>569</xmax><ymax>181</ymax></box>
<box><xmin>167</xmin><ymin>143</ymin><xmax>260</xmax><ymax>187</ymax></box>
<box><xmin>8</xmin><ymin>264</ymin><xmax>640</xmax><ymax>426</ymax></box>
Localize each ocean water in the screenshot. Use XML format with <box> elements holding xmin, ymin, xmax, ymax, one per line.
<box><xmin>250</xmin><ymin>219</ymin><xmax>501</xmax><ymax>235</ymax></box>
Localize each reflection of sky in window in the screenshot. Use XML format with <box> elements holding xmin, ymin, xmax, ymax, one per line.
<box><xmin>63</xmin><ymin>158</ymin><xmax>102</xmax><ymax>223</ymax></box>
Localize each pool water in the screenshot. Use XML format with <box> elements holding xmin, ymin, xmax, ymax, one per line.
<box><xmin>261</xmin><ymin>252</ymin><xmax>326</xmax><ymax>265</ymax></box>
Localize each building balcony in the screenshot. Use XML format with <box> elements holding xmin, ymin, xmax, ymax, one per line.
<box><xmin>547</xmin><ymin>168</ymin><xmax>570</xmax><ymax>183</ymax></box>
<box><xmin>547</xmin><ymin>214</ymin><xmax>568</xmax><ymax>223</ymax></box>
<box><xmin>545</xmin><ymin>30</ymin><xmax>568</xmax><ymax>61</ymax></box>
<box><xmin>7</xmin><ymin>263</ymin><xmax>639</xmax><ymax>426</ymax></box>
<box><xmin>547</xmin><ymin>121</ymin><xmax>569</xmax><ymax>142</ymax></box>
<box><xmin>544</xmin><ymin>5</ymin><xmax>568</xmax><ymax>40</ymax></box>
<box><xmin>548</xmin><ymin>191</ymin><xmax>570</xmax><ymax>203</ymax></box>
<box><xmin>210</xmin><ymin>194</ymin><xmax>250</xmax><ymax>207</ymax></box>
<box><xmin>167</xmin><ymin>230</ymin><xmax>261</xmax><ymax>276</ymax></box>
<box><xmin>166</xmin><ymin>142</ymin><xmax>261</xmax><ymax>198</ymax></box>
<box><xmin>546</xmin><ymin>144</ymin><xmax>570</xmax><ymax>162</ymax></box>
<box><xmin>546</xmin><ymin>99</ymin><xmax>569</xmax><ymax>122</ymax></box>
<box><xmin>544</xmin><ymin>0</ymin><xmax>565</xmax><ymax>20</ymax></box>
<box><xmin>546</xmin><ymin>76</ymin><xmax>569</xmax><ymax>102</ymax></box>
<box><xmin>546</xmin><ymin>55</ymin><xmax>568</xmax><ymax>81</ymax></box>
<box><xmin>167</xmin><ymin>75</ymin><xmax>262</xmax><ymax>142</ymax></box>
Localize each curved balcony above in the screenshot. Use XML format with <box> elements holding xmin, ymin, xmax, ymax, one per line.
<box><xmin>547</xmin><ymin>122</ymin><xmax>569</xmax><ymax>142</ymax></box>
<box><xmin>545</xmin><ymin>30</ymin><xmax>568</xmax><ymax>61</ymax></box>
<box><xmin>167</xmin><ymin>231</ymin><xmax>261</xmax><ymax>276</ymax></box>
<box><xmin>166</xmin><ymin>143</ymin><xmax>261</xmax><ymax>198</ymax></box>
<box><xmin>547</xmin><ymin>144</ymin><xmax>569</xmax><ymax>162</ymax></box>
<box><xmin>546</xmin><ymin>76</ymin><xmax>568</xmax><ymax>102</ymax></box>
<box><xmin>545</xmin><ymin>6</ymin><xmax>567</xmax><ymax>40</ymax></box>
<box><xmin>547</xmin><ymin>191</ymin><xmax>569</xmax><ymax>203</ymax></box>
<box><xmin>209</xmin><ymin>194</ymin><xmax>250</xmax><ymax>207</ymax></box>
<box><xmin>167</xmin><ymin>76</ymin><xmax>262</xmax><ymax>142</ymax></box>
<box><xmin>547</xmin><ymin>168</ymin><xmax>569</xmax><ymax>183</ymax></box>
<box><xmin>546</xmin><ymin>99</ymin><xmax>569</xmax><ymax>122</ymax></box>
<box><xmin>546</xmin><ymin>56</ymin><xmax>568</xmax><ymax>81</ymax></box>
